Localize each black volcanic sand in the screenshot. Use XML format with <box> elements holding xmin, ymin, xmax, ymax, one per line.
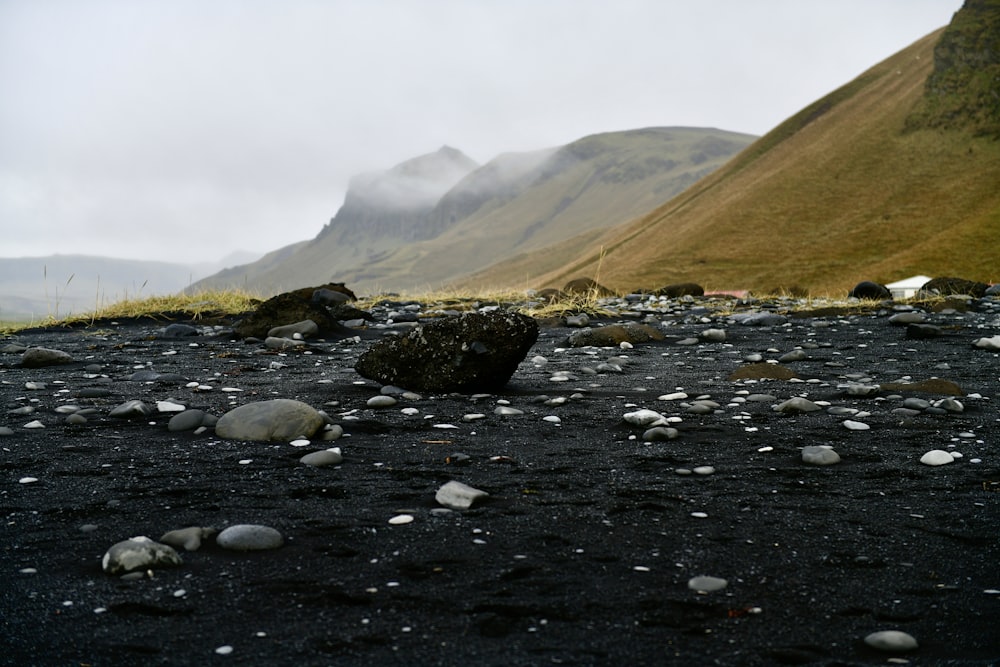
<box><xmin>2</xmin><ymin>298</ymin><xmax>999</xmax><ymax>666</ymax></box>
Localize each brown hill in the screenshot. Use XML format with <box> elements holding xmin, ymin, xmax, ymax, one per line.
<box><xmin>461</xmin><ymin>18</ymin><xmax>1000</xmax><ymax>296</ymax></box>
<box><xmin>190</xmin><ymin>128</ymin><xmax>753</xmax><ymax>296</ymax></box>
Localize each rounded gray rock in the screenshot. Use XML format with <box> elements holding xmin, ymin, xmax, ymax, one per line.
<box><xmin>215</xmin><ymin>399</ymin><xmax>324</xmax><ymax>442</ymax></box>
<box><xmin>216</xmin><ymin>524</ymin><xmax>284</xmax><ymax>551</ymax></box>
<box><xmin>21</xmin><ymin>347</ymin><xmax>74</xmax><ymax>368</ymax></box>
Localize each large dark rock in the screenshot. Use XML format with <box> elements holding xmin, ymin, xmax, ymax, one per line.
<box><xmin>355</xmin><ymin>311</ymin><xmax>538</xmax><ymax>393</ymax></box>
<box><xmin>919</xmin><ymin>276</ymin><xmax>990</xmax><ymax>298</ymax></box>
<box><xmin>234</xmin><ymin>285</ymin><xmax>362</xmax><ymax>339</ymax></box>
<box><xmin>848</xmin><ymin>281</ymin><xmax>891</xmax><ymax>300</ymax></box>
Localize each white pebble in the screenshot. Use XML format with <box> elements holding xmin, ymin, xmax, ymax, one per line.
<box><xmin>215</xmin><ymin>645</ymin><xmax>234</xmax><ymax>655</ymax></box>
<box><xmin>542</xmin><ymin>415</ymin><xmax>561</xmax><ymax>424</ymax></box>
<box><xmin>19</xmin><ymin>477</ymin><xmax>39</xmax><ymax>484</ymax></box>
<box><xmin>920</xmin><ymin>450</ymin><xmax>954</xmax><ymax>466</ymax></box>
<box><xmin>388</xmin><ymin>514</ymin><xmax>414</xmax><ymax>525</ymax></box>
<box><xmin>688</xmin><ymin>575</ymin><xmax>727</xmax><ymax>592</ymax></box>
<box><xmin>842</xmin><ymin>420</ymin><xmax>870</xmax><ymax>431</ymax></box>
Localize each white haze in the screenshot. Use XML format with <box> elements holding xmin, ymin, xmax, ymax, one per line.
<box><xmin>0</xmin><ymin>0</ymin><xmax>962</xmax><ymax>264</ymax></box>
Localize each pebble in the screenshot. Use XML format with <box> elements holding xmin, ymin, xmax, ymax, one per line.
<box><xmin>494</xmin><ymin>406</ymin><xmax>524</xmax><ymax>416</ymax></box>
<box><xmin>367</xmin><ymin>395</ymin><xmax>397</xmax><ymax>408</ymax></box>
<box><xmin>21</xmin><ymin>347</ymin><xmax>74</xmax><ymax>368</ymax></box>
<box><xmin>774</xmin><ymin>397</ymin><xmax>822</xmax><ymax>414</ymax></box>
<box><xmin>919</xmin><ymin>450</ymin><xmax>955</xmax><ymax>466</ymax></box>
<box><xmin>688</xmin><ymin>575</ymin><xmax>727</xmax><ymax>592</ymax></box>
<box><xmin>435</xmin><ymin>481</ymin><xmax>489</xmax><ymax>510</ymax></box>
<box><xmin>299</xmin><ymin>447</ymin><xmax>344</xmax><ymax>467</ymax></box>
<box><xmin>215</xmin><ymin>399</ymin><xmax>325</xmax><ymax>442</ymax></box>
<box><xmin>108</xmin><ymin>400</ymin><xmax>153</xmax><ymax>419</ymax></box>
<box><xmin>641</xmin><ymin>426</ymin><xmax>679</xmax><ymax>441</ymax></box>
<box><xmin>842</xmin><ymin>420</ymin><xmax>870</xmax><ymax>431</ymax></box>
<box><xmin>864</xmin><ymin>630</ymin><xmax>918</xmax><ymax>652</ymax></box>
<box><xmin>623</xmin><ymin>409</ymin><xmax>668</xmax><ymax>426</ymax></box>
<box><xmin>802</xmin><ymin>445</ymin><xmax>840</xmax><ymax>465</ymax></box>
<box><xmin>102</xmin><ymin>536</ymin><xmax>183</xmax><ymax>574</ymax></box>
<box><xmin>160</xmin><ymin>526</ymin><xmax>217</xmax><ymax>551</ymax></box>
<box><xmin>973</xmin><ymin>335</ymin><xmax>1000</xmax><ymax>350</ymax></box>
<box><xmin>216</xmin><ymin>524</ymin><xmax>284</xmax><ymax>551</ymax></box>
<box><xmin>388</xmin><ymin>514</ymin><xmax>414</xmax><ymax>525</ymax></box>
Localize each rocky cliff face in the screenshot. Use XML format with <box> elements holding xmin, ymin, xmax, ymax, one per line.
<box><xmin>906</xmin><ymin>0</ymin><xmax>1000</xmax><ymax>137</ymax></box>
<box><xmin>318</xmin><ymin>146</ymin><xmax>479</xmax><ymax>243</ymax></box>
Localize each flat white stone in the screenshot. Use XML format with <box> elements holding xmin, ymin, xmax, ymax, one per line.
<box><xmin>843</xmin><ymin>420</ymin><xmax>870</xmax><ymax>431</ymax></box>
<box><xmin>494</xmin><ymin>406</ymin><xmax>524</xmax><ymax>416</ymax></box>
<box><xmin>920</xmin><ymin>450</ymin><xmax>954</xmax><ymax>466</ymax></box>
<box><xmin>435</xmin><ymin>481</ymin><xmax>489</xmax><ymax>510</ymax></box>
<box><xmin>657</xmin><ymin>392</ymin><xmax>688</xmax><ymax>401</ymax></box>
<box><xmin>388</xmin><ymin>514</ymin><xmax>414</xmax><ymax>525</ymax></box>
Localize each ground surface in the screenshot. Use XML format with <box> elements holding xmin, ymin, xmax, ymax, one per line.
<box><xmin>2</xmin><ymin>296</ymin><xmax>998</xmax><ymax>666</ymax></box>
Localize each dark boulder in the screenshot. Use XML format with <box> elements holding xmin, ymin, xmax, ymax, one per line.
<box><xmin>354</xmin><ymin>310</ymin><xmax>538</xmax><ymax>393</ymax></box>
<box><xmin>654</xmin><ymin>283</ymin><xmax>705</xmax><ymax>298</ymax></box>
<box><xmin>562</xmin><ymin>278</ymin><xmax>615</xmax><ymax>297</ymax></box>
<box><xmin>919</xmin><ymin>276</ymin><xmax>989</xmax><ymax>298</ymax></box>
<box><xmin>848</xmin><ymin>281</ymin><xmax>891</xmax><ymax>300</ymax></box>
<box><xmin>234</xmin><ymin>287</ymin><xmax>363</xmax><ymax>339</ymax></box>
<box><xmin>565</xmin><ymin>322</ymin><xmax>665</xmax><ymax>347</ymax></box>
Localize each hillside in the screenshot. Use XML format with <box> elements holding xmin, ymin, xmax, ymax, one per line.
<box><xmin>190</xmin><ymin>128</ymin><xmax>754</xmax><ymax>295</ymax></box>
<box><xmin>462</xmin><ymin>11</ymin><xmax>1000</xmax><ymax>295</ymax></box>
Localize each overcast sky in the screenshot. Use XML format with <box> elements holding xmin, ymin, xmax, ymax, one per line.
<box><xmin>0</xmin><ymin>0</ymin><xmax>962</xmax><ymax>265</ymax></box>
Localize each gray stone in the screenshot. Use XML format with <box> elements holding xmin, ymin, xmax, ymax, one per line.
<box><xmin>864</xmin><ymin>630</ymin><xmax>918</xmax><ymax>652</ymax></box>
<box><xmin>21</xmin><ymin>347</ymin><xmax>74</xmax><ymax>368</ymax></box>
<box><xmin>160</xmin><ymin>526</ymin><xmax>217</xmax><ymax>551</ymax></box>
<box><xmin>102</xmin><ymin>536</ymin><xmax>182</xmax><ymax>574</ymax></box>
<box><xmin>641</xmin><ymin>426</ymin><xmax>679</xmax><ymax>441</ymax></box>
<box><xmin>168</xmin><ymin>409</ymin><xmax>211</xmax><ymax>432</ymax></box>
<box><xmin>299</xmin><ymin>447</ymin><xmax>343</xmax><ymax>467</ymax></box>
<box><xmin>355</xmin><ymin>310</ymin><xmax>538</xmax><ymax>393</ymax></box>
<box><xmin>802</xmin><ymin>446</ymin><xmax>840</xmax><ymax>465</ymax></box>
<box><xmin>774</xmin><ymin>397</ymin><xmax>822</xmax><ymax>413</ymax></box>
<box><xmin>216</xmin><ymin>524</ymin><xmax>284</xmax><ymax>551</ymax></box>
<box><xmin>108</xmin><ymin>400</ymin><xmax>153</xmax><ymax>419</ymax></box>
<box><xmin>215</xmin><ymin>399</ymin><xmax>325</xmax><ymax>442</ymax></box>
<box><xmin>267</xmin><ymin>319</ymin><xmax>318</xmax><ymax>339</ymax></box>
<box><xmin>435</xmin><ymin>481</ymin><xmax>489</xmax><ymax>510</ymax></box>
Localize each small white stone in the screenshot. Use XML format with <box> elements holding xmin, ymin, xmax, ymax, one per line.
<box><xmin>23</xmin><ymin>420</ymin><xmax>45</xmax><ymax>429</ymax></box>
<box><xmin>542</xmin><ymin>415</ymin><xmax>561</xmax><ymax>423</ymax></box>
<box><xmin>18</xmin><ymin>477</ymin><xmax>39</xmax><ymax>484</ymax></box>
<box><xmin>400</xmin><ymin>407</ymin><xmax>419</xmax><ymax>416</ymax></box>
<box><xmin>215</xmin><ymin>645</ymin><xmax>234</xmax><ymax>655</ymax></box>
<box><xmin>843</xmin><ymin>420</ymin><xmax>870</xmax><ymax>431</ymax></box>
<box><xmin>435</xmin><ymin>481</ymin><xmax>489</xmax><ymax>510</ymax></box>
<box><xmin>658</xmin><ymin>392</ymin><xmax>689</xmax><ymax>401</ymax></box>
<box><xmin>920</xmin><ymin>450</ymin><xmax>954</xmax><ymax>466</ymax></box>
<box><xmin>462</xmin><ymin>413</ymin><xmax>486</xmax><ymax>422</ymax></box>
<box><xmin>388</xmin><ymin>514</ymin><xmax>414</xmax><ymax>525</ymax></box>
<box><xmin>623</xmin><ymin>409</ymin><xmax>667</xmax><ymax>427</ymax></box>
<box><xmin>367</xmin><ymin>395</ymin><xmax>397</xmax><ymax>408</ymax></box>
<box><xmin>692</xmin><ymin>466</ymin><xmax>715</xmax><ymax>475</ymax></box>
<box><xmin>494</xmin><ymin>406</ymin><xmax>524</xmax><ymax>416</ymax></box>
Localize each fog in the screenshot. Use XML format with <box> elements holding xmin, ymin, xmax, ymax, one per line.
<box><xmin>0</xmin><ymin>0</ymin><xmax>962</xmax><ymax>263</ymax></box>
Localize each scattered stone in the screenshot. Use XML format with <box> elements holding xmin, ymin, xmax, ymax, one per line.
<box><xmin>161</xmin><ymin>323</ymin><xmax>199</xmax><ymax>338</ymax></box>
<box><xmin>108</xmin><ymin>400</ymin><xmax>153</xmax><ymax>419</ymax></box>
<box><xmin>268</xmin><ymin>319</ymin><xmax>319</xmax><ymax>339</ymax></box>
<box><xmin>494</xmin><ymin>406</ymin><xmax>524</xmax><ymax>416</ymax></box>
<box><xmin>920</xmin><ymin>450</ymin><xmax>955</xmax><ymax>466</ymax></box>
<box><xmin>565</xmin><ymin>314</ymin><xmax>590</xmax><ymax>327</ymax></box>
<box><xmin>864</xmin><ymin>630</ymin><xmax>919</xmax><ymax>652</ymax></box>
<box><xmin>355</xmin><ymin>310</ymin><xmax>538</xmax><ymax>393</ymax></box>
<box><xmin>168</xmin><ymin>409</ymin><xmax>213</xmax><ymax>432</ymax></box>
<box><xmin>624</xmin><ymin>409</ymin><xmax>669</xmax><ymax>427</ymax></box>
<box><xmin>160</xmin><ymin>527</ymin><xmax>217</xmax><ymax>552</ymax></box>
<box><xmin>973</xmin><ymin>335</ymin><xmax>1000</xmax><ymax>350</ymax></box>
<box><xmin>102</xmin><ymin>536</ymin><xmax>182</xmax><ymax>574</ymax></box>
<box><xmin>215</xmin><ymin>399</ymin><xmax>325</xmax><ymax>442</ymax></box>
<box><xmin>299</xmin><ymin>448</ymin><xmax>343</xmax><ymax>467</ymax></box>
<box><xmin>888</xmin><ymin>312</ymin><xmax>925</xmax><ymax>325</ymax></box>
<box><xmin>641</xmin><ymin>426</ymin><xmax>679</xmax><ymax>441</ymax></box>
<box><xmin>802</xmin><ymin>446</ymin><xmax>840</xmax><ymax>465</ymax></box>
<box><xmin>367</xmin><ymin>395</ymin><xmax>397</xmax><ymax>408</ymax></box>
<box><xmin>216</xmin><ymin>524</ymin><xmax>284</xmax><ymax>551</ymax></box>
<box><xmin>565</xmin><ymin>323</ymin><xmax>664</xmax><ymax>348</ymax></box>
<box><xmin>774</xmin><ymin>397</ymin><xmax>822</xmax><ymax>414</ymax></box>
<box><xmin>688</xmin><ymin>575</ymin><xmax>727</xmax><ymax>592</ymax></box>
<box><xmin>843</xmin><ymin>420</ymin><xmax>870</xmax><ymax>431</ymax></box>
<box><xmin>21</xmin><ymin>347</ymin><xmax>74</xmax><ymax>368</ymax></box>
<box><xmin>700</xmin><ymin>328</ymin><xmax>726</xmax><ymax>342</ymax></box>
<box><xmin>234</xmin><ymin>287</ymin><xmax>357</xmax><ymax>339</ymax></box>
<box><xmin>779</xmin><ymin>349</ymin><xmax>808</xmax><ymax>362</ymax></box>
<box><xmin>435</xmin><ymin>481</ymin><xmax>489</xmax><ymax>510</ymax></box>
